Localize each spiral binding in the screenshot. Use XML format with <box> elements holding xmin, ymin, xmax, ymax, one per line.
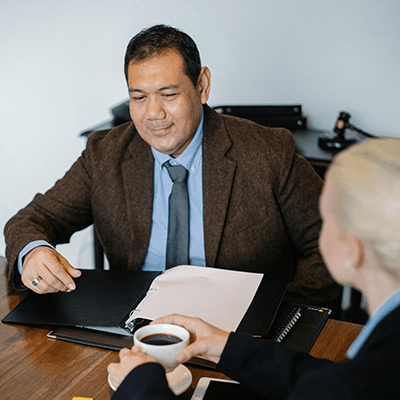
<box><xmin>273</xmin><ymin>307</ymin><xmax>302</xmax><ymax>343</ymax></box>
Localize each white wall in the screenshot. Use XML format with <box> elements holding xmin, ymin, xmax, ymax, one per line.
<box><xmin>2</xmin><ymin>0</ymin><xmax>400</xmax><ymax>267</ymax></box>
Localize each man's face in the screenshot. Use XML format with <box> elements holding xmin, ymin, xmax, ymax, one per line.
<box><xmin>127</xmin><ymin>49</ymin><xmax>210</xmax><ymax>158</ymax></box>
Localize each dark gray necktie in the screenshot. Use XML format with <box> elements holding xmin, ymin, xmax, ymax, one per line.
<box><xmin>164</xmin><ymin>161</ymin><xmax>189</xmax><ymax>269</ymax></box>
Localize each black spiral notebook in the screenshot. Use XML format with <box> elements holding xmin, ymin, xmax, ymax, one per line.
<box><xmin>265</xmin><ymin>301</ymin><xmax>331</xmax><ymax>352</ymax></box>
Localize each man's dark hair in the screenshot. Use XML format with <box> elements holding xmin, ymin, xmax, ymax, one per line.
<box><xmin>124</xmin><ymin>24</ymin><xmax>202</xmax><ymax>88</ymax></box>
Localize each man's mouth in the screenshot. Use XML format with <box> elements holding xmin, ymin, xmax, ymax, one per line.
<box><xmin>147</xmin><ymin>124</ymin><xmax>173</xmax><ymax>134</ymax></box>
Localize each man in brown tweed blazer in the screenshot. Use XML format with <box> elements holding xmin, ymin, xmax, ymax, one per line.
<box><xmin>4</xmin><ymin>25</ymin><xmax>340</xmax><ymax>309</ymax></box>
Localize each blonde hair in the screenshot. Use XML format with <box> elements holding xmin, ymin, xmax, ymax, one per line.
<box><xmin>327</xmin><ymin>138</ymin><xmax>400</xmax><ymax>280</ymax></box>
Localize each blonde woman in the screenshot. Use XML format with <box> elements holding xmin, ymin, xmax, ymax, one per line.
<box><xmin>108</xmin><ymin>138</ymin><xmax>400</xmax><ymax>399</ymax></box>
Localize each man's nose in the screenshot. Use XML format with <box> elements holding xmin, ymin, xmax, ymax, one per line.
<box><xmin>146</xmin><ymin>98</ymin><xmax>166</xmax><ymax>120</ymax></box>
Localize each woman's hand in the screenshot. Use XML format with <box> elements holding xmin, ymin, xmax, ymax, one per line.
<box><xmin>152</xmin><ymin>314</ymin><xmax>230</xmax><ymax>365</ymax></box>
<box><xmin>107</xmin><ymin>346</ymin><xmax>156</xmax><ymax>390</ymax></box>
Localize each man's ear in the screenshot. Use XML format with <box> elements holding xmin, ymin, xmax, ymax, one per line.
<box><xmin>347</xmin><ymin>235</ymin><xmax>364</xmax><ymax>270</ymax></box>
<box><xmin>197</xmin><ymin>66</ymin><xmax>211</xmax><ymax>104</ymax></box>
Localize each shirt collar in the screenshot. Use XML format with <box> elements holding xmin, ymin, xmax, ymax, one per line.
<box><xmin>347</xmin><ymin>287</ymin><xmax>400</xmax><ymax>359</ymax></box>
<box><xmin>152</xmin><ymin>107</ymin><xmax>203</xmax><ymax>175</ymax></box>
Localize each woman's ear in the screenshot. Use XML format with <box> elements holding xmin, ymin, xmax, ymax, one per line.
<box><xmin>197</xmin><ymin>66</ymin><xmax>211</xmax><ymax>104</ymax></box>
<box><xmin>346</xmin><ymin>235</ymin><xmax>364</xmax><ymax>270</ymax></box>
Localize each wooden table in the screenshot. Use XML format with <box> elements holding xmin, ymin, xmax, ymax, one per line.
<box><xmin>0</xmin><ymin>267</ymin><xmax>363</xmax><ymax>400</ymax></box>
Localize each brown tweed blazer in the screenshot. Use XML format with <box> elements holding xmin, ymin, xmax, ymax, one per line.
<box><xmin>5</xmin><ymin>105</ymin><xmax>340</xmax><ymax>306</ymax></box>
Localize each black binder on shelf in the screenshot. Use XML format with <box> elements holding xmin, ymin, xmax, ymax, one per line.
<box><xmin>248</xmin><ymin>115</ymin><xmax>307</xmax><ymax>131</ymax></box>
<box><xmin>2</xmin><ymin>269</ymin><xmax>288</xmax><ymax>360</ymax></box>
<box><xmin>213</xmin><ymin>105</ymin><xmax>303</xmax><ymax>117</ymax></box>
<box><xmin>213</xmin><ymin>104</ymin><xmax>307</xmax><ymax>131</ymax></box>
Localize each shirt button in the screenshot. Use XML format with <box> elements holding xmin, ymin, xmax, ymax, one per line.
<box><xmin>191</xmin><ymin>166</ymin><xmax>195</xmax><ymax>172</ymax></box>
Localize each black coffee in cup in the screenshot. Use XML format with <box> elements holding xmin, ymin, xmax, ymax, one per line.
<box><xmin>141</xmin><ymin>333</ymin><xmax>182</xmax><ymax>346</ymax></box>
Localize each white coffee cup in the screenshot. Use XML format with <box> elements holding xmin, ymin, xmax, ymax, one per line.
<box><xmin>134</xmin><ymin>324</ymin><xmax>190</xmax><ymax>373</ymax></box>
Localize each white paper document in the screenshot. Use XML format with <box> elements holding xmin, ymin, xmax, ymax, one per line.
<box><xmin>125</xmin><ymin>265</ymin><xmax>264</xmax><ymax>332</ymax></box>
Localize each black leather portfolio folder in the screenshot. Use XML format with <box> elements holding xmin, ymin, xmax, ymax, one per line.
<box><xmin>2</xmin><ymin>269</ymin><xmax>288</xmax><ymax>355</ymax></box>
<box><xmin>2</xmin><ymin>270</ymin><xmax>159</xmax><ymax>328</ymax></box>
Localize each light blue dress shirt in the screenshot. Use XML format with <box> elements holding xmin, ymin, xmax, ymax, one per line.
<box><xmin>346</xmin><ymin>288</ymin><xmax>400</xmax><ymax>359</ymax></box>
<box><xmin>18</xmin><ymin>110</ymin><xmax>206</xmax><ymax>274</ymax></box>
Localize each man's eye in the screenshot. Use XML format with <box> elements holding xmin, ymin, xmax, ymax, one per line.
<box><xmin>132</xmin><ymin>96</ymin><xmax>146</xmax><ymax>102</ymax></box>
<box><xmin>164</xmin><ymin>93</ymin><xmax>178</xmax><ymax>99</ymax></box>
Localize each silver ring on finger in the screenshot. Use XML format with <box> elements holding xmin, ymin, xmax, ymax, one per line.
<box><xmin>32</xmin><ymin>276</ymin><xmax>42</xmax><ymax>286</ymax></box>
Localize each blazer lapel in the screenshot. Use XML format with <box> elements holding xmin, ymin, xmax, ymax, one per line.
<box><xmin>121</xmin><ymin>129</ymin><xmax>154</xmax><ymax>265</ymax></box>
<box><xmin>202</xmin><ymin>106</ymin><xmax>236</xmax><ymax>267</ymax></box>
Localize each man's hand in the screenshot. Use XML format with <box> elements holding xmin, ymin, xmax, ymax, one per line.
<box><xmin>21</xmin><ymin>246</ymin><xmax>81</xmax><ymax>294</ymax></box>
<box><xmin>107</xmin><ymin>347</ymin><xmax>157</xmax><ymax>390</ymax></box>
<box><xmin>152</xmin><ymin>314</ymin><xmax>230</xmax><ymax>365</ymax></box>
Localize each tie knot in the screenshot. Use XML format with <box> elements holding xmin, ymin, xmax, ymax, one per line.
<box><xmin>164</xmin><ymin>162</ymin><xmax>188</xmax><ymax>183</ymax></box>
